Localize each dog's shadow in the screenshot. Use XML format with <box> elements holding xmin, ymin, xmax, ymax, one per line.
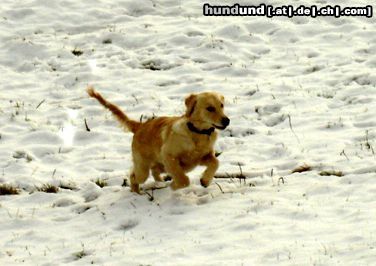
<box><xmin>140</xmin><ymin>178</ymin><xmax>252</xmax><ymax>206</ymax></box>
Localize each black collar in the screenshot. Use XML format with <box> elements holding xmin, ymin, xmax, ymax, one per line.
<box><xmin>187</xmin><ymin>122</ymin><xmax>215</xmax><ymax>136</ymax></box>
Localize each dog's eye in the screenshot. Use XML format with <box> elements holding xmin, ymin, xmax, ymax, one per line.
<box><xmin>220</xmin><ymin>103</ymin><xmax>224</xmax><ymax>108</ymax></box>
<box><xmin>206</xmin><ymin>106</ymin><xmax>216</xmax><ymax>112</ymax></box>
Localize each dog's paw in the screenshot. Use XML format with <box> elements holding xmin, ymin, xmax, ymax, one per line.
<box><xmin>200</xmin><ymin>178</ymin><xmax>211</xmax><ymax>188</ymax></box>
<box><xmin>170</xmin><ymin>177</ymin><xmax>190</xmax><ymax>190</ymax></box>
<box><xmin>130</xmin><ymin>183</ymin><xmax>141</xmax><ymax>194</ymax></box>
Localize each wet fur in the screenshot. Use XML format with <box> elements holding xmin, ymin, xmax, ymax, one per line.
<box><xmin>87</xmin><ymin>86</ymin><xmax>229</xmax><ymax>194</ymax></box>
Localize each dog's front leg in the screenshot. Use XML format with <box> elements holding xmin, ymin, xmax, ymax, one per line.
<box><xmin>163</xmin><ymin>154</ymin><xmax>190</xmax><ymax>190</ymax></box>
<box><xmin>199</xmin><ymin>153</ymin><xmax>219</xmax><ymax>188</ymax></box>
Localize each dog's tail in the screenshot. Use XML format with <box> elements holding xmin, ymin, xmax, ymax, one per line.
<box><xmin>87</xmin><ymin>86</ymin><xmax>140</xmax><ymax>133</ymax></box>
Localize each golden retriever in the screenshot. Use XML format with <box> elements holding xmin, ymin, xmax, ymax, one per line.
<box><xmin>87</xmin><ymin>86</ymin><xmax>229</xmax><ymax>194</ymax></box>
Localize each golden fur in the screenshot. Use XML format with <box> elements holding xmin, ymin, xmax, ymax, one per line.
<box><xmin>87</xmin><ymin>86</ymin><xmax>230</xmax><ymax>193</ymax></box>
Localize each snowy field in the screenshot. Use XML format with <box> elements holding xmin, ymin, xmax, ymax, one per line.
<box><xmin>1</xmin><ymin>0</ymin><xmax>376</xmax><ymax>265</ymax></box>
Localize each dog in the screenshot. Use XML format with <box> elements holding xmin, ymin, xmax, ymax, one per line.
<box><xmin>87</xmin><ymin>86</ymin><xmax>230</xmax><ymax>194</ymax></box>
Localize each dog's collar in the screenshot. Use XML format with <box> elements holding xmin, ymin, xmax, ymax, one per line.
<box><xmin>187</xmin><ymin>122</ymin><xmax>215</xmax><ymax>136</ymax></box>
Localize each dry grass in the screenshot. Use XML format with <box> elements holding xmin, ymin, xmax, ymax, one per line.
<box><xmin>214</xmin><ymin>163</ymin><xmax>248</xmax><ymax>185</ymax></box>
<box><xmin>71</xmin><ymin>48</ymin><xmax>83</xmax><ymax>57</ymax></box>
<box><xmin>73</xmin><ymin>250</ymin><xmax>88</xmax><ymax>260</ymax></box>
<box><xmin>292</xmin><ymin>164</ymin><xmax>312</xmax><ymax>173</ymax></box>
<box><xmin>214</xmin><ymin>172</ymin><xmax>247</xmax><ymax>180</ymax></box>
<box><xmin>58</xmin><ymin>182</ymin><xmax>77</xmax><ymax>191</ymax></box>
<box><xmin>0</xmin><ymin>184</ymin><xmax>20</xmax><ymax>195</ymax></box>
<box><xmin>94</xmin><ymin>178</ymin><xmax>108</xmax><ymax>188</ymax></box>
<box><xmin>38</xmin><ymin>184</ymin><xmax>59</xmax><ymax>193</ymax></box>
<box><xmin>319</xmin><ymin>170</ymin><xmax>344</xmax><ymax>177</ymax></box>
<box><xmin>141</xmin><ymin>60</ymin><xmax>162</xmax><ymax>71</ymax></box>
<box><xmin>122</xmin><ymin>179</ymin><xmax>128</xmax><ymax>187</ymax></box>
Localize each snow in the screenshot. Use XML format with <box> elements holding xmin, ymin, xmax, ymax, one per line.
<box><xmin>1</xmin><ymin>0</ymin><xmax>376</xmax><ymax>265</ymax></box>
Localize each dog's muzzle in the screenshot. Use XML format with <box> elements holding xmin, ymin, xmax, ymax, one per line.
<box><xmin>214</xmin><ymin>117</ymin><xmax>230</xmax><ymax>130</ymax></box>
<box><xmin>222</xmin><ymin>117</ymin><xmax>230</xmax><ymax>128</ymax></box>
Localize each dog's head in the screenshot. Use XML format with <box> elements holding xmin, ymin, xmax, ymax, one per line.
<box><xmin>185</xmin><ymin>92</ymin><xmax>230</xmax><ymax>130</ymax></box>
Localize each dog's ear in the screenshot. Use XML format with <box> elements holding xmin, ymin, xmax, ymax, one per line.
<box><xmin>185</xmin><ymin>94</ymin><xmax>197</xmax><ymax>117</ymax></box>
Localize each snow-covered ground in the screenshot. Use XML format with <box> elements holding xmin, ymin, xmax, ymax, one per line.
<box><xmin>1</xmin><ymin>0</ymin><xmax>376</xmax><ymax>265</ymax></box>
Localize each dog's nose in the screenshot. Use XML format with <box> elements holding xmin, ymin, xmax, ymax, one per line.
<box><xmin>221</xmin><ymin>117</ymin><xmax>230</xmax><ymax>127</ymax></box>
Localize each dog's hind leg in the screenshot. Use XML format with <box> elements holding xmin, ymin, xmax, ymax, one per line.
<box><xmin>151</xmin><ymin>163</ymin><xmax>165</xmax><ymax>182</ymax></box>
<box><xmin>130</xmin><ymin>157</ymin><xmax>151</xmax><ymax>194</ymax></box>
<box><xmin>130</xmin><ymin>172</ymin><xmax>141</xmax><ymax>194</ymax></box>
<box><xmin>162</xmin><ymin>155</ymin><xmax>190</xmax><ymax>190</ymax></box>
